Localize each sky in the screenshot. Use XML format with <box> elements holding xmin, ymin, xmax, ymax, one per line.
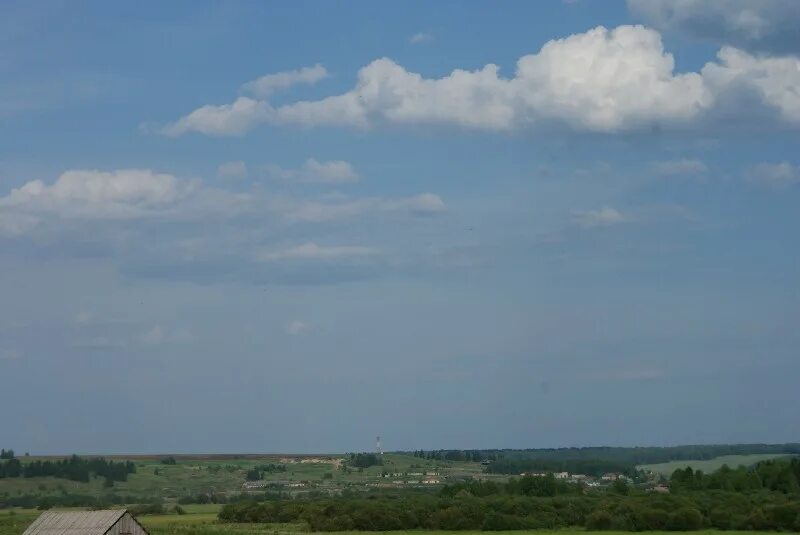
<box><xmin>1</xmin><ymin>0</ymin><xmax>799</xmax><ymax>455</ymax></box>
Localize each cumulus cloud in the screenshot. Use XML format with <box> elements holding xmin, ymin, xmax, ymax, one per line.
<box><xmin>744</xmin><ymin>162</ymin><xmax>800</xmax><ymax>187</ymax></box>
<box><xmin>258</xmin><ymin>243</ymin><xmax>378</xmax><ymax>262</ymax></box>
<box><xmin>573</xmin><ymin>207</ymin><xmax>628</xmax><ymax>228</ymax></box>
<box><xmin>409</xmin><ymin>32</ymin><xmax>433</xmax><ymax>44</ymax></box>
<box><xmin>162</xmin><ymin>24</ymin><xmax>800</xmax><ymax>136</ymax></box>
<box><xmin>628</xmin><ymin>0</ymin><xmax>800</xmax><ymax>53</ymax></box>
<box><xmin>701</xmin><ymin>47</ymin><xmax>800</xmax><ymax>123</ymax></box>
<box><xmin>241</xmin><ymin>64</ymin><xmax>328</xmax><ymax>99</ymax></box>
<box><xmin>265</xmin><ymin>158</ymin><xmax>359</xmax><ymax>184</ymax></box>
<box><xmin>217</xmin><ymin>160</ymin><xmax>248</xmax><ymax>179</ymax></box>
<box><xmin>653</xmin><ymin>158</ymin><xmax>708</xmax><ymax>176</ymax></box>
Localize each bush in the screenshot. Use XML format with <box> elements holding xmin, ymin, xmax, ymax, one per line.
<box><xmin>667</xmin><ymin>508</ymin><xmax>704</xmax><ymax>531</ymax></box>
<box><xmin>586</xmin><ymin>510</ymin><xmax>614</xmax><ymax>530</ymax></box>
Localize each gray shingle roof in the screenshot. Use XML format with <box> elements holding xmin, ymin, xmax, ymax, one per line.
<box><xmin>22</xmin><ymin>510</ymin><xmax>128</xmax><ymax>535</ymax></box>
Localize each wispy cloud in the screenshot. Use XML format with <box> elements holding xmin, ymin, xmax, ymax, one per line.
<box><xmin>217</xmin><ymin>160</ymin><xmax>248</xmax><ymax>179</ymax></box>
<box><xmin>744</xmin><ymin>161</ymin><xmax>800</xmax><ymax>188</ymax></box>
<box><xmin>409</xmin><ymin>32</ymin><xmax>433</xmax><ymax>45</ymax></box>
<box><xmin>652</xmin><ymin>158</ymin><xmax>708</xmax><ymax>177</ymax></box>
<box><xmin>264</xmin><ymin>158</ymin><xmax>359</xmax><ymax>184</ymax></box>
<box><xmin>258</xmin><ymin>243</ymin><xmax>378</xmax><ymax>262</ymax></box>
<box><xmin>241</xmin><ymin>64</ymin><xmax>328</xmax><ymax>99</ymax></box>
<box><xmin>285</xmin><ymin>320</ymin><xmax>309</xmax><ymax>336</ymax></box>
<box><xmin>573</xmin><ymin>207</ymin><xmax>628</xmax><ymax>228</ymax></box>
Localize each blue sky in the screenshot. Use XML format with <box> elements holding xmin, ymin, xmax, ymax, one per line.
<box><xmin>1</xmin><ymin>0</ymin><xmax>799</xmax><ymax>454</ymax></box>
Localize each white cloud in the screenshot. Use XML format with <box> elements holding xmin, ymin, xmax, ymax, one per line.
<box><xmin>0</xmin><ymin>169</ymin><xmax>194</xmax><ymax>220</ymax></box>
<box><xmin>653</xmin><ymin>158</ymin><xmax>708</xmax><ymax>176</ymax></box>
<box><xmin>241</xmin><ymin>64</ymin><xmax>328</xmax><ymax>99</ymax></box>
<box><xmin>627</xmin><ymin>0</ymin><xmax>800</xmax><ymax>53</ymax></box>
<box><xmin>744</xmin><ymin>161</ymin><xmax>800</xmax><ymax>188</ymax></box>
<box><xmin>409</xmin><ymin>32</ymin><xmax>433</xmax><ymax>45</ymax></box>
<box><xmin>163</xmin><ymin>97</ymin><xmax>271</xmax><ymax>137</ymax></box>
<box><xmin>161</xmin><ymin>65</ymin><xmax>328</xmax><ymax>136</ymax></box>
<box><xmin>162</xmin><ymin>25</ymin><xmax>800</xmax><ymax>137</ymax></box>
<box><xmin>258</xmin><ymin>242</ymin><xmax>378</xmax><ymax>262</ymax></box>
<box><xmin>265</xmin><ymin>158</ymin><xmax>359</xmax><ymax>184</ymax></box>
<box><xmin>701</xmin><ymin>47</ymin><xmax>800</xmax><ymax>123</ymax></box>
<box><xmin>0</xmin><ymin>168</ymin><xmax>254</xmax><ymax>235</ymax></box>
<box><xmin>217</xmin><ymin>160</ymin><xmax>248</xmax><ymax>179</ymax></box>
<box><xmin>286</xmin><ymin>320</ymin><xmax>308</xmax><ymax>336</ymax></box>
<box><xmin>573</xmin><ymin>207</ymin><xmax>628</xmax><ymax>228</ymax></box>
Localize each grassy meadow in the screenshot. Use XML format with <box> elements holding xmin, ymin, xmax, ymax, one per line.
<box><xmin>0</xmin><ymin>453</ymin><xmax>488</xmax><ymax>500</ymax></box>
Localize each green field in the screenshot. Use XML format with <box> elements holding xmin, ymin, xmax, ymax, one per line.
<box><xmin>637</xmin><ymin>454</ymin><xmax>795</xmax><ymax>476</ymax></box>
<box><xmin>0</xmin><ymin>453</ymin><xmax>494</xmax><ymax>504</ymax></box>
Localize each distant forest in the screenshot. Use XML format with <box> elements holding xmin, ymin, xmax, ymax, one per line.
<box><xmin>409</xmin><ymin>443</ymin><xmax>800</xmax><ymax>476</ymax></box>
<box><xmin>0</xmin><ymin>454</ymin><xmax>136</xmax><ymax>482</ymax></box>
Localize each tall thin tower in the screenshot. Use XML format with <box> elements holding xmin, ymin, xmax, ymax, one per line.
<box><xmin>376</xmin><ymin>435</ymin><xmax>383</xmax><ymax>455</ymax></box>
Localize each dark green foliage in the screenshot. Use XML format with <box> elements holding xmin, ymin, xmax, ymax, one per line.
<box><xmin>487</xmin><ymin>458</ymin><xmax>634</xmax><ymax>477</ymax></box>
<box><xmin>0</xmin><ymin>492</ymin><xmax>162</xmax><ymax>509</ymax></box>
<box><xmin>411</xmin><ymin>444</ymin><xmax>800</xmax><ymax>477</ymax></box>
<box><xmin>669</xmin><ymin>457</ymin><xmax>800</xmax><ymax>493</ymax></box>
<box><xmin>347</xmin><ymin>453</ymin><xmax>382</xmax><ymax>468</ymax></box>
<box><xmin>0</xmin><ymin>455</ymin><xmax>135</xmax><ymax>482</ymax></box>
<box><xmin>218</xmin><ymin>489</ymin><xmax>800</xmax><ymax>532</ymax></box>
<box><xmin>160</xmin><ymin>456</ymin><xmax>177</xmax><ymax>465</ymax></box>
<box><xmin>127</xmin><ymin>501</ymin><xmax>164</xmax><ymax>515</ymax></box>
<box><xmin>0</xmin><ymin>450</ymin><xmax>13</xmax><ymax>460</ymax></box>
<box><xmin>254</xmin><ymin>463</ymin><xmax>286</xmax><ymax>474</ymax></box>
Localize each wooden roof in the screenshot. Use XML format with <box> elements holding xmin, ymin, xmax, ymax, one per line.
<box><xmin>22</xmin><ymin>510</ymin><xmax>133</xmax><ymax>535</ymax></box>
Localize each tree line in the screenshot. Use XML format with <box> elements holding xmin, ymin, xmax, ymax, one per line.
<box><xmin>670</xmin><ymin>458</ymin><xmax>800</xmax><ymax>494</ymax></box>
<box><xmin>406</xmin><ymin>444</ymin><xmax>800</xmax><ymax>468</ymax></box>
<box><xmin>0</xmin><ymin>455</ymin><xmax>136</xmax><ymax>482</ymax></box>
<box><xmin>347</xmin><ymin>453</ymin><xmax>382</xmax><ymax>468</ymax></box>
<box><xmin>486</xmin><ymin>458</ymin><xmax>634</xmax><ymax>477</ymax></box>
<box><xmin>412</xmin><ymin>450</ymin><xmax>501</xmax><ymax>463</ymax></box>
<box><xmin>218</xmin><ymin>491</ymin><xmax>800</xmax><ymax>531</ymax></box>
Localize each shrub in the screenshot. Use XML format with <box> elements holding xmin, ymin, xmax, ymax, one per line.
<box><xmin>586</xmin><ymin>510</ymin><xmax>613</xmax><ymax>530</ymax></box>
